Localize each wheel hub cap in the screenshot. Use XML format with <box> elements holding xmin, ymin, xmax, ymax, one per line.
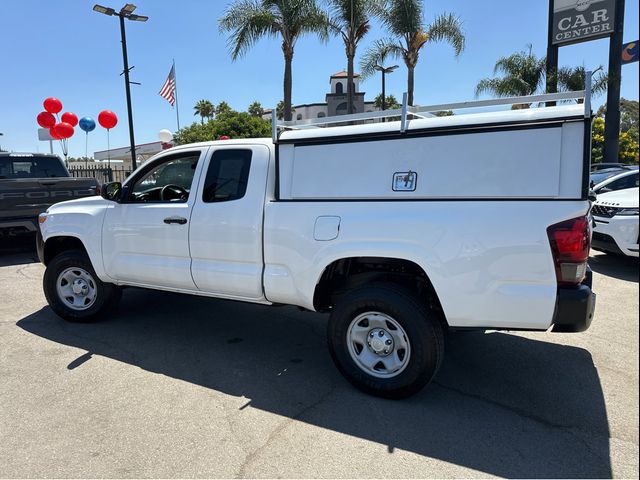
<box><xmin>346</xmin><ymin>311</ymin><xmax>411</xmax><ymax>379</ymax></box>
<box><xmin>72</xmin><ymin>279</ymin><xmax>89</xmax><ymax>296</ymax></box>
<box><xmin>367</xmin><ymin>328</ymin><xmax>394</xmax><ymax>355</ymax></box>
<box><xmin>56</xmin><ymin>267</ymin><xmax>98</xmax><ymax>311</ymax></box>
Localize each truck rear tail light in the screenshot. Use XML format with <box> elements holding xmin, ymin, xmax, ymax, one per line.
<box><xmin>547</xmin><ymin>216</ymin><xmax>590</xmax><ymax>286</ymax></box>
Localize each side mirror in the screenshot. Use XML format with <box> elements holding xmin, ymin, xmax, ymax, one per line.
<box><xmin>101</xmin><ymin>182</ymin><xmax>123</xmax><ymax>202</ymax></box>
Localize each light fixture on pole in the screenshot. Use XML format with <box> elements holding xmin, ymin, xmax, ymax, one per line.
<box><xmin>373</xmin><ymin>64</ymin><xmax>398</xmax><ymax>110</ymax></box>
<box><xmin>93</xmin><ymin>3</ymin><xmax>148</xmax><ymax>170</ymax></box>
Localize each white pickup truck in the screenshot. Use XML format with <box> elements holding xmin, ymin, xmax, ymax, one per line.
<box><xmin>37</xmin><ymin>91</ymin><xmax>596</xmax><ymax>398</ymax></box>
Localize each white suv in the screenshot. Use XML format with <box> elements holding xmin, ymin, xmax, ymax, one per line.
<box><xmin>592</xmin><ymin>187</ymin><xmax>639</xmax><ymax>257</ymax></box>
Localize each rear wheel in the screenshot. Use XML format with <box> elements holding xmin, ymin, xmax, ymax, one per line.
<box><xmin>43</xmin><ymin>249</ymin><xmax>121</xmax><ymax>323</ymax></box>
<box><xmin>327</xmin><ymin>283</ymin><xmax>444</xmax><ymax>399</ymax></box>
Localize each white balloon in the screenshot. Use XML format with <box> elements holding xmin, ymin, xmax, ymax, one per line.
<box><xmin>158</xmin><ymin>129</ymin><xmax>173</xmax><ymax>143</ymax></box>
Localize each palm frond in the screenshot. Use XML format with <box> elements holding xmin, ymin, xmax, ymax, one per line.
<box><xmin>381</xmin><ymin>0</ymin><xmax>423</xmax><ymax>36</ymax></box>
<box><xmin>425</xmin><ymin>13</ymin><xmax>465</xmax><ymax>56</ymax></box>
<box><xmin>218</xmin><ymin>0</ymin><xmax>279</xmax><ymax>59</ymax></box>
<box><xmin>359</xmin><ymin>38</ymin><xmax>403</xmax><ymax>78</ymax></box>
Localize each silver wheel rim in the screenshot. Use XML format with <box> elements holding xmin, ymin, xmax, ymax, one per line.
<box><xmin>346</xmin><ymin>311</ymin><xmax>411</xmax><ymax>378</ymax></box>
<box><xmin>56</xmin><ymin>267</ymin><xmax>98</xmax><ymax>311</ymax></box>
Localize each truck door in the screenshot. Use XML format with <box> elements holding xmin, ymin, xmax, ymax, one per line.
<box><xmin>189</xmin><ymin>145</ymin><xmax>269</xmax><ymax>300</ymax></box>
<box><xmin>102</xmin><ymin>148</ymin><xmax>207</xmax><ymax>290</ymax></box>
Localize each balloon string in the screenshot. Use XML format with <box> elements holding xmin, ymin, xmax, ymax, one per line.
<box><xmin>85</xmin><ymin>133</ymin><xmax>89</xmax><ymax>167</ymax></box>
<box><xmin>107</xmin><ymin>129</ymin><xmax>111</xmax><ymax>168</ymax></box>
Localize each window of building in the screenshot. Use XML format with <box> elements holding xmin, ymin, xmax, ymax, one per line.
<box><xmin>296</xmin><ymin>113</ymin><xmax>303</xmax><ymax>120</ymax></box>
<box><xmin>202</xmin><ymin>149</ymin><xmax>252</xmax><ymax>203</ymax></box>
<box><xmin>335</xmin><ymin>82</ymin><xmax>343</xmax><ymax>94</ymax></box>
<box><xmin>336</xmin><ymin>102</ymin><xmax>348</xmax><ymax>114</ymax></box>
<box><xmin>317</xmin><ymin>112</ymin><xmax>326</xmax><ymax>118</ymax></box>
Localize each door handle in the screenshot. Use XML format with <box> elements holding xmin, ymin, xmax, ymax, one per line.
<box><xmin>163</xmin><ymin>216</ymin><xmax>188</xmax><ymax>225</ymax></box>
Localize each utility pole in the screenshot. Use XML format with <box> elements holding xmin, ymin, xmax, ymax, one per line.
<box><xmin>604</xmin><ymin>0</ymin><xmax>626</xmax><ymax>163</ymax></box>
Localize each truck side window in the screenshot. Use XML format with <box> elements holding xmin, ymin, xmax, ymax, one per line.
<box><xmin>130</xmin><ymin>154</ymin><xmax>199</xmax><ymax>203</ymax></box>
<box><xmin>202</xmin><ymin>149</ymin><xmax>252</xmax><ymax>203</ymax></box>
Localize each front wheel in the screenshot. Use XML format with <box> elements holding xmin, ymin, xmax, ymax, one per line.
<box><xmin>43</xmin><ymin>249</ymin><xmax>121</xmax><ymax>323</ymax></box>
<box><xmin>327</xmin><ymin>283</ymin><xmax>444</xmax><ymax>399</ymax></box>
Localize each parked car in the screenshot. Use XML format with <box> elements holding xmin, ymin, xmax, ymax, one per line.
<box><xmin>591</xmin><ymin>162</ymin><xmax>637</xmax><ymax>171</ymax></box>
<box><xmin>0</xmin><ymin>153</ymin><xmax>99</xmax><ymax>236</ymax></box>
<box><xmin>37</xmin><ymin>98</ymin><xmax>596</xmax><ymax>398</ymax></box>
<box><xmin>592</xmin><ymin>169</ymin><xmax>639</xmax><ymax>194</ymax></box>
<box><xmin>591</xmin><ymin>187</ymin><xmax>639</xmax><ymax>257</ymax></box>
<box><xmin>590</xmin><ymin>168</ymin><xmax>632</xmax><ymax>189</ymax></box>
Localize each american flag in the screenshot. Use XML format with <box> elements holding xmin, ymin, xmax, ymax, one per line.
<box><xmin>159</xmin><ymin>64</ymin><xmax>176</xmax><ymax>106</ymax></box>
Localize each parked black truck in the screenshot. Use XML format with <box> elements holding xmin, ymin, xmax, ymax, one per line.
<box><xmin>0</xmin><ymin>153</ymin><xmax>99</xmax><ymax>236</ymax></box>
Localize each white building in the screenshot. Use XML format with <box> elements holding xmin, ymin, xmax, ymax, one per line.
<box><xmin>264</xmin><ymin>70</ymin><xmax>379</xmax><ymax>121</ymax></box>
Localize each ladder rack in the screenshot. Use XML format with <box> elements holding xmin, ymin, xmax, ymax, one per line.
<box><xmin>272</xmin><ymin>72</ymin><xmax>593</xmax><ymax>143</ymax></box>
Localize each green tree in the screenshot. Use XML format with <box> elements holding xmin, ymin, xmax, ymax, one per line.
<box><xmin>475</xmin><ymin>45</ymin><xmax>545</xmax><ymax>108</ymax></box>
<box><xmin>193</xmin><ymin>99</ymin><xmax>215</xmax><ymax>124</ymax></box>
<box><xmin>591</xmin><ymin>117</ymin><xmax>639</xmax><ymax>164</ymax></box>
<box><xmin>557</xmin><ymin>65</ymin><xmax>607</xmax><ymax>102</ymax></box>
<box><xmin>276</xmin><ymin>100</ymin><xmax>295</xmax><ymax>120</ymax></box>
<box><xmin>173</xmin><ymin>111</ymin><xmax>271</xmax><ymax>145</ymax></box>
<box><xmin>328</xmin><ymin>0</ymin><xmax>373</xmax><ymax>114</ymax></box>
<box><xmin>597</xmin><ymin>98</ymin><xmax>639</xmax><ymax>142</ymax></box>
<box><xmin>219</xmin><ymin>0</ymin><xmax>329</xmax><ymax>121</ymax></box>
<box><xmin>215</xmin><ymin>101</ymin><xmax>233</xmax><ymax>117</ymax></box>
<box><xmin>248</xmin><ymin>100</ymin><xmax>265</xmax><ymax>117</ymax></box>
<box><xmin>361</xmin><ymin>0</ymin><xmax>465</xmax><ymax>106</ymax></box>
<box><xmin>373</xmin><ymin>93</ymin><xmax>401</xmax><ymax>109</ymax></box>
<box><xmin>433</xmin><ymin>110</ymin><xmax>454</xmax><ymax>116</ymax></box>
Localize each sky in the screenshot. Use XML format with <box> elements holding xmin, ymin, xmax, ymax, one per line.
<box><xmin>0</xmin><ymin>0</ymin><xmax>638</xmax><ymax>157</ymax></box>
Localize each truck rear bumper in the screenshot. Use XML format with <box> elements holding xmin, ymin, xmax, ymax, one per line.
<box><xmin>551</xmin><ymin>267</ymin><xmax>596</xmax><ymax>333</ymax></box>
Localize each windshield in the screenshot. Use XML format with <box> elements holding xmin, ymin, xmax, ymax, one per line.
<box><xmin>590</xmin><ymin>169</ymin><xmax>625</xmax><ymax>186</ymax></box>
<box><xmin>0</xmin><ymin>156</ymin><xmax>68</xmax><ymax>179</ymax></box>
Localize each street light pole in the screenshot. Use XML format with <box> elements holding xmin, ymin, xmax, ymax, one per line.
<box><xmin>118</xmin><ymin>14</ymin><xmax>137</xmax><ymax>170</ymax></box>
<box><xmin>374</xmin><ymin>64</ymin><xmax>399</xmax><ymax>110</ymax></box>
<box><xmin>93</xmin><ymin>3</ymin><xmax>148</xmax><ymax>171</ymax></box>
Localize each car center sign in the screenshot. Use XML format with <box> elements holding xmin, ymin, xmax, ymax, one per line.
<box><xmin>553</xmin><ymin>0</ymin><xmax>616</xmax><ymax>45</ymax></box>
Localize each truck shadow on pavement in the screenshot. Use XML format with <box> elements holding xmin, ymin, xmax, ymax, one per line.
<box><xmin>589</xmin><ymin>252</ymin><xmax>639</xmax><ymax>283</ymax></box>
<box><xmin>18</xmin><ymin>288</ymin><xmax>611</xmax><ymax>478</ymax></box>
<box><xmin>0</xmin><ymin>235</ymin><xmax>38</xmax><ymax>267</ymax></box>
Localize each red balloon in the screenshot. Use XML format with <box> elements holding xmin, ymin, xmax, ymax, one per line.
<box><xmin>61</xmin><ymin>112</ymin><xmax>78</xmax><ymax>127</ymax></box>
<box><xmin>49</xmin><ymin>127</ymin><xmax>62</xmax><ymax>140</ymax></box>
<box><xmin>54</xmin><ymin>122</ymin><xmax>74</xmax><ymax>139</ymax></box>
<box><xmin>43</xmin><ymin>97</ymin><xmax>63</xmax><ymax>114</ymax></box>
<box><xmin>98</xmin><ymin>110</ymin><xmax>118</xmax><ymax>129</ymax></box>
<box><xmin>37</xmin><ymin>111</ymin><xmax>56</xmax><ymax>128</ymax></box>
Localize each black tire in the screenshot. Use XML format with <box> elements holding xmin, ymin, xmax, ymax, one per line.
<box><xmin>43</xmin><ymin>249</ymin><xmax>121</xmax><ymax>323</ymax></box>
<box><xmin>327</xmin><ymin>283</ymin><xmax>444</xmax><ymax>399</ymax></box>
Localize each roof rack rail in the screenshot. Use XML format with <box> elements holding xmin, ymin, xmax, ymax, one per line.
<box><xmin>272</xmin><ymin>72</ymin><xmax>593</xmax><ymax>143</ymax></box>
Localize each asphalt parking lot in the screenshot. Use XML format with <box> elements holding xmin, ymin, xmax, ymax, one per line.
<box><xmin>0</xmin><ymin>236</ymin><xmax>638</xmax><ymax>478</ymax></box>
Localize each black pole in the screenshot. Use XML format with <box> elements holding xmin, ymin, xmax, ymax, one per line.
<box><xmin>604</xmin><ymin>0</ymin><xmax>625</xmax><ymax>163</ymax></box>
<box><xmin>545</xmin><ymin>0</ymin><xmax>559</xmax><ymax>106</ymax></box>
<box><xmin>119</xmin><ymin>14</ymin><xmax>137</xmax><ymax>170</ymax></box>
<box><xmin>381</xmin><ymin>71</ymin><xmax>386</xmax><ymax>111</ymax></box>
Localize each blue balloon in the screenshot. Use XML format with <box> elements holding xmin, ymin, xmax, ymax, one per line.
<box><xmin>79</xmin><ymin>116</ymin><xmax>96</xmax><ymax>133</ymax></box>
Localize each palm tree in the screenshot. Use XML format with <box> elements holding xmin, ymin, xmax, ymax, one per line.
<box><xmin>475</xmin><ymin>45</ymin><xmax>546</xmax><ymax>108</ymax></box>
<box><xmin>328</xmin><ymin>0</ymin><xmax>373</xmax><ymax>114</ymax></box>
<box><xmin>276</xmin><ymin>100</ymin><xmax>295</xmax><ymax>120</ymax></box>
<box><xmin>248</xmin><ymin>100</ymin><xmax>265</xmax><ymax>117</ymax></box>
<box><xmin>193</xmin><ymin>99</ymin><xmax>215</xmax><ymax>124</ymax></box>
<box><xmin>219</xmin><ymin>0</ymin><xmax>329</xmax><ymax>121</ymax></box>
<box><xmin>557</xmin><ymin>65</ymin><xmax>608</xmax><ymax>102</ymax></box>
<box><xmin>361</xmin><ymin>0</ymin><xmax>465</xmax><ymax>106</ymax></box>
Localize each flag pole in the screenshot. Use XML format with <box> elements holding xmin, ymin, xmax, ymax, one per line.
<box><xmin>173</xmin><ymin>59</ymin><xmax>181</xmax><ymax>131</ymax></box>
